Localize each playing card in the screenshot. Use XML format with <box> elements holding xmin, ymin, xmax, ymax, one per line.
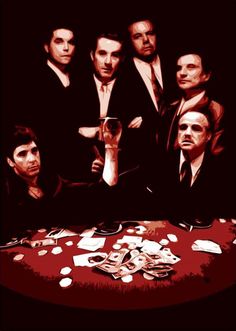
<box><xmin>192</xmin><ymin>240</ymin><xmax>222</xmax><ymax>254</ymax></box>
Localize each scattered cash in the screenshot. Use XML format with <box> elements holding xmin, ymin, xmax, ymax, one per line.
<box><xmin>73</xmin><ymin>252</ymin><xmax>108</xmax><ymax>267</ymax></box>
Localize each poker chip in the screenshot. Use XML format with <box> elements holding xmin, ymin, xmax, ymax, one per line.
<box><xmin>159</xmin><ymin>239</ymin><xmax>169</xmax><ymax>246</ymax></box>
<box><xmin>60</xmin><ymin>267</ymin><xmax>72</xmax><ymax>275</ymax></box>
<box><xmin>121</xmin><ymin>275</ymin><xmax>133</xmax><ymax>283</ymax></box>
<box><xmin>13</xmin><ymin>254</ymin><xmax>24</xmax><ymax>261</ymax></box>
<box><xmin>112</xmin><ymin>243</ymin><xmax>122</xmax><ymax>250</ymax></box>
<box><xmin>51</xmin><ymin>246</ymin><xmax>63</xmax><ymax>255</ymax></box>
<box><xmin>143</xmin><ymin>272</ymin><xmax>155</xmax><ymax>280</ymax></box>
<box><xmin>126</xmin><ymin>229</ymin><xmax>135</xmax><ymax>234</ymax></box>
<box><xmin>167</xmin><ymin>234</ymin><xmax>178</xmax><ymax>242</ymax></box>
<box><xmin>38</xmin><ymin>228</ymin><xmax>47</xmax><ymax>233</ymax></box>
<box><xmin>38</xmin><ymin>250</ymin><xmax>48</xmax><ymax>256</ymax></box>
<box><xmin>59</xmin><ymin>277</ymin><xmax>72</xmax><ymax>288</ymax></box>
<box><xmin>65</xmin><ymin>241</ymin><xmax>73</xmax><ymax>246</ymax></box>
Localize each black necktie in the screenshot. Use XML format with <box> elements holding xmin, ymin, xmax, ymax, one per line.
<box><xmin>180</xmin><ymin>161</ymin><xmax>192</xmax><ymax>189</ymax></box>
<box><xmin>150</xmin><ymin>64</ymin><xmax>163</xmax><ymax>109</ymax></box>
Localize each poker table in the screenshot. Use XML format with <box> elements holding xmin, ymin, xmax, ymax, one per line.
<box><xmin>0</xmin><ymin>219</ymin><xmax>235</xmax><ymax>311</ymax></box>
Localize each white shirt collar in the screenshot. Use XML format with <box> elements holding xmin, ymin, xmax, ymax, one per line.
<box><xmin>133</xmin><ymin>55</ymin><xmax>163</xmax><ymax>88</ymax></box>
<box><xmin>47</xmin><ymin>60</ymin><xmax>70</xmax><ymax>87</ymax></box>
<box><xmin>179</xmin><ymin>150</ymin><xmax>205</xmax><ymax>186</ymax></box>
<box><xmin>93</xmin><ymin>75</ymin><xmax>116</xmax><ymax>92</ymax></box>
<box><xmin>177</xmin><ymin>90</ymin><xmax>206</xmax><ymax>115</ymax></box>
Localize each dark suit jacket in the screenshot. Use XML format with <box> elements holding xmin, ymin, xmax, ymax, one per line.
<box><xmin>152</xmin><ymin>148</ymin><xmax>233</xmax><ymax>220</ymax></box>
<box><xmin>106</xmin><ymin>57</ymin><xmax>172</xmax><ymax>172</ymax></box>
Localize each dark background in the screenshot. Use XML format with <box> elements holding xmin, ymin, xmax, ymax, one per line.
<box><xmin>1</xmin><ymin>0</ymin><xmax>236</xmax><ymax>154</ymax></box>
<box><xmin>1</xmin><ymin>0</ymin><xmax>236</xmax><ymax>329</ymax></box>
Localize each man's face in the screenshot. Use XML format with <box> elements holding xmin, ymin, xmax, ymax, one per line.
<box><xmin>177</xmin><ymin>111</ymin><xmax>211</xmax><ymax>157</ymax></box>
<box><xmin>44</xmin><ymin>28</ymin><xmax>76</xmax><ymax>66</ymax></box>
<box><xmin>7</xmin><ymin>141</ymin><xmax>41</xmax><ymax>179</ymax></box>
<box><xmin>128</xmin><ymin>20</ymin><xmax>157</xmax><ymax>60</ymax></box>
<box><xmin>91</xmin><ymin>37</ymin><xmax>123</xmax><ymax>82</ymax></box>
<box><xmin>176</xmin><ymin>54</ymin><xmax>210</xmax><ymax>91</ymax></box>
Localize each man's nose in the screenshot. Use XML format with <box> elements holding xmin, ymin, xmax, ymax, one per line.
<box><xmin>179</xmin><ymin>67</ymin><xmax>187</xmax><ymax>76</ymax></box>
<box><xmin>184</xmin><ymin>127</ymin><xmax>192</xmax><ymax>135</ymax></box>
<box><xmin>27</xmin><ymin>153</ymin><xmax>36</xmax><ymax>162</ymax></box>
<box><xmin>105</xmin><ymin>55</ymin><xmax>112</xmax><ymax>65</ymax></box>
<box><xmin>143</xmin><ymin>34</ymin><xmax>149</xmax><ymax>44</ymax></box>
<box><xmin>63</xmin><ymin>42</ymin><xmax>69</xmax><ymax>51</ymax></box>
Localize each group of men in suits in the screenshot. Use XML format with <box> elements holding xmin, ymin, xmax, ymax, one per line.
<box><xmin>3</xmin><ymin>14</ymin><xmax>234</xmax><ymax>229</ymax></box>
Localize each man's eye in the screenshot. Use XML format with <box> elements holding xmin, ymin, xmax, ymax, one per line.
<box><xmin>54</xmin><ymin>38</ymin><xmax>63</xmax><ymax>44</ymax></box>
<box><xmin>31</xmin><ymin>147</ymin><xmax>39</xmax><ymax>154</ymax></box>
<box><xmin>68</xmin><ymin>39</ymin><xmax>75</xmax><ymax>45</ymax></box>
<box><xmin>187</xmin><ymin>64</ymin><xmax>197</xmax><ymax>69</ymax></box>
<box><xmin>147</xmin><ymin>30</ymin><xmax>155</xmax><ymax>36</ymax></box>
<box><xmin>17</xmin><ymin>151</ymin><xmax>27</xmax><ymax>157</ymax></box>
<box><xmin>112</xmin><ymin>52</ymin><xmax>121</xmax><ymax>58</ymax></box>
<box><xmin>133</xmin><ymin>33</ymin><xmax>142</xmax><ymax>40</ymax></box>
<box><xmin>192</xmin><ymin>125</ymin><xmax>203</xmax><ymax>132</ymax></box>
<box><xmin>179</xmin><ymin>124</ymin><xmax>188</xmax><ymax>130</ymax></box>
<box><xmin>98</xmin><ymin>50</ymin><xmax>107</xmax><ymax>56</ymax></box>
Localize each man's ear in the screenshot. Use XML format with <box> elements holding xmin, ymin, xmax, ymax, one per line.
<box><xmin>7</xmin><ymin>157</ymin><xmax>15</xmax><ymax>168</ymax></box>
<box><xmin>207</xmin><ymin>131</ymin><xmax>212</xmax><ymax>142</ymax></box>
<box><xmin>90</xmin><ymin>51</ymin><xmax>94</xmax><ymax>61</ymax></box>
<box><xmin>203</xmin><ymin>71</ymin><xmax>211</xmax><ymax>83</ymax></box>
<box><xmin>44</xmin><ymin>44</ymin><xmax>49</xmax><ymax>53</ymax></box>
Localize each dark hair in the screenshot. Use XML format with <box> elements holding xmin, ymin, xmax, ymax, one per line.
<box><xmin>42</xmin><ymin>21</ymin><xmax>79</xmax><ymax>47</ymax></box>
<box><xmin>126</xmin><ymin>14</ymin><xmax>157</xmax><ymax>31</ymax></box>
<box><xmin>90</xmin><ymin>31</ymin><xmax>124</xmax><ymax>53</ymax></box>
<box><xmin>4</xmin><ymin>125</ymin><xmax>38</xmax><ymax>160</ymax></box>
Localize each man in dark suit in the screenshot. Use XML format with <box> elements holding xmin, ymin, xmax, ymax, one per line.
<box><xmin>107</xmin><ymin>16</ymin><xmax>171</xmax><ymax>173</ymax></box>
<box><xmin>76</xmin><ymin>31</ymin><xmax>125</xmax><ymax>175</ymax></box>
<box><xmin>162</xmin><ymin>51</ymin><xmax>225</xmax><ymax>157</ymax></box>
<box><xmin>158</xmin><ymin>108</ymin><xmax>231</xmax><ymax>227</ymax></box>
<box><xmin>113</xmin><ymin>107</ymin><xmax>232</xmax><ymax>226</ymax></box>
<box><xmin>12</xmin><ymin>22</ymin><xmax>89</xmax><ymax>181</ymax></box>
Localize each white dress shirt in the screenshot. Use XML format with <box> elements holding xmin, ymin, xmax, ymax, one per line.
<box><xmin>133</xmin><ymin>55</ymin><xmax>163</xmax><ymax>111</ymax></box>
<box><xmin>94</xmin><ymin>75</ymin><xmax>116</xmax><ymax>118</ymax></box>
<box><xmin>47</xmin><ymin>60</ymin><xmax>70</xmax><ymax>87</ymax></box>
<box><xmin>179</xmin><ymin>150</ymin><xmax>205</xmax><ymax>186</ymax></box>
